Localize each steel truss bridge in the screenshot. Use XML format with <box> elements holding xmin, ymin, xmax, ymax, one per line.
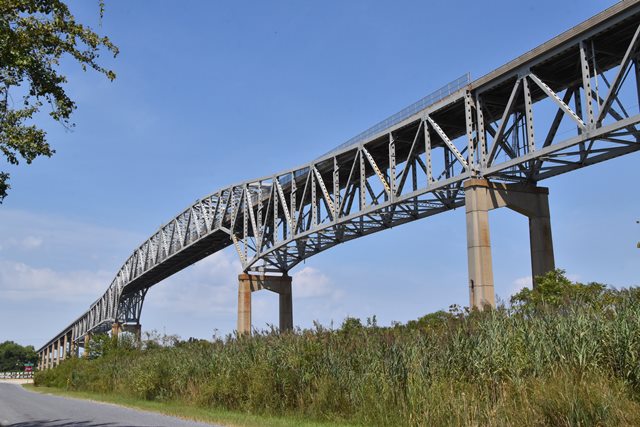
<box><xmin>39</xmin><ymin>1</ymin><xmax>640</xmax><ymax>360</ymax></box>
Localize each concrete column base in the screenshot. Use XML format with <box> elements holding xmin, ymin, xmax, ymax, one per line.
<box><xmin>464</xmin><ymin>178</ymin><xmax>555</xmax><ymax>309</ymax></box>
<box><xmin>237</xmin><ymin>273</ymin><xmax>293</xmax><ymax>335</ymax></box>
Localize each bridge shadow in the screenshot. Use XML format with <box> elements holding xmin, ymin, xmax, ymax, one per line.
<box><xmin>8</xmin><ymin>421</ymin><xmax>118</xmax><ymax>427</ymax></box>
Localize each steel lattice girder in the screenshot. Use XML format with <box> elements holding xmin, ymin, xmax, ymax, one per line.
<box><xmin>39</xmin><ymin>0</ymin><xmax>640</xmax><ymax>353</ymax></box>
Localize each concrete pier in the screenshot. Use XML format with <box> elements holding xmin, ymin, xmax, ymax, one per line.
<box><xmin>464</xmin><ymin>179</ymin><xmax>555</xmax><ymax>309</ymax></box>
<box><xmin>111</xmin><ymin>322</ymin><xmax>122</xmax><ymax>338</ymax></box>
<box><xmin>237</xmin><ymin>273</ymin><xmax>293</xmax><ymax>335</ymax></box>
<box><xmin>112</xmin><ymin>322</ymin><xmax>142</xmax><ymax>342</ymax></box>
<box><xmin>54</xmin><ymin>340</ymin><xmax>60</xmax><ymax>367</ymax></box>
<box><xmin>62</xmin><ymin>334</ymin><xmax>68</xmax><ymax>362</ymax></box>
<box><xmin>83</xmin><ymin>334</ymin><xmax>91</xmax><ymax>359</ymax></box>
<box><xmin>70</xmin><ymin>332</ymin><xmax>78</xmax><ymax>358</ymax></box>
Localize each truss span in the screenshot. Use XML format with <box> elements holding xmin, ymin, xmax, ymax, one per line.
<box><xmin>40</xmin><ymin>0</ymin><xmax>640</xmax><ymax>352</ymax></box>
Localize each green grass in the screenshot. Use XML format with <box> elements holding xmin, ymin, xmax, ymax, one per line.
<box><xmin>23</xmin><ymin>384</ymin><xmax>355</xmax><ymax>427</ymax></box>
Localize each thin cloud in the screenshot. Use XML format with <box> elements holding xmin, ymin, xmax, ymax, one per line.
<box><xmin>0</xmin><ymin>260</ymin><xmax>109</xmax><ymax>303</ymax></box>
<box><xmin>510</xmin><ymin>276</ymin><xmax>533</xmax><ymax>296</ymax></box>
<box><xmin>21</xmin><ymin>236</ymin><xmax>43</xmax><ymax>249</ymax></box>
<box><xmin>0</xmin><ymin>236</ymin><xmax>44</xmax><ymax>251</ymax></box>
<box><xmin>293</xmin><ymin>266</ymin><xmax>343</xmax><ymax>301</ymax></box>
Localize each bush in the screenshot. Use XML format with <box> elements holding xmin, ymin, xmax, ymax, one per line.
<box><xmin>36</xmin><ymin>271</ymin><xmax>640</xmax><ymax>426</ymax></box>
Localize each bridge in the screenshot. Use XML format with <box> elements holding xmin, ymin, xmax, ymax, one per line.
<box><xmin>38</xmin><ymin>1</ymin><xmax>640</xmax><ymax>369</ymax></box>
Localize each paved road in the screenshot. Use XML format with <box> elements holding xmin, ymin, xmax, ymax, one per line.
<box><xmin>0</xmin><ymin>383</ymin><xmax>222</xmax><ymax>427</ymax></box>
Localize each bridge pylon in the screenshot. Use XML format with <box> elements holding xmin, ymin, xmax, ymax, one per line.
<box><xmin>237</xmin><ymin>273</ymin><xmax>293</xmax><ymax>335</ymax></box>
<box><xmin>465</xmin><ymin>178</ymin><xmax>555</xmax><ymax>309</ymax></box>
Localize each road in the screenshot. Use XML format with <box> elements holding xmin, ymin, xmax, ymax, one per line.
<box><xmin>0</xmin><ymin>383</ymin><xmax>222</xmax><ymax>427</ymax></box>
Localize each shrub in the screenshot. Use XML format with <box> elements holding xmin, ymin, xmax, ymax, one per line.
<box><xmin>37</xmin><ymin>271</ymin><xmax>640</xmax><ymax>426</ymax></box>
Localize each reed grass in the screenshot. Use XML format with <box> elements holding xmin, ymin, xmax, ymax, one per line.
<box><xmin>36</xmin><ymin>271</ymin><xmax>640</xmax><ymax>426</ymax></box>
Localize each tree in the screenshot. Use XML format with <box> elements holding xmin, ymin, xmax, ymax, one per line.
<box><xmin>510</xmin><ymin>269</ymin><xmax>611</xmax><ymax>311</ymax></box>
<box><xmin>0</xmin><ymin>340</ymin><xmax>37</xmax><ymax>371</ymax></box>
<box><xmin>0</xmin><ymin>0</ymin><xmax>118</xmax><ymax>202</ymax></box>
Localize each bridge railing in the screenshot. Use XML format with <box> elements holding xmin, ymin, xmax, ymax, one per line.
<box><xmin>317</xmin><ymin>72</ymin><xmax>471</xmax><ymax>159</ymax></box>
<box><xmin>0</xmin><ymin>371</ymin><xmax>34</xmax><ymax>379</ymax></box>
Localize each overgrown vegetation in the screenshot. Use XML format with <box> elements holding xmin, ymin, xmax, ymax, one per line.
<box><xmin>36</xmin><ymin>270</ymin><xmax>640</xmax><ymax>426</ymax></box>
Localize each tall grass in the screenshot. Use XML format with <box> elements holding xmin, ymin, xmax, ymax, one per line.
<box><xmin>36</xmin><ymin>272</ymin><xmax>640</xmax><ymax>426</ymax></box>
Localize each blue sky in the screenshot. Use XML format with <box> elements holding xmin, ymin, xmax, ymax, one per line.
<box><xmin>1</xmin><ymin>0</ymin><xmax>638</xmax><ymax>347</ymax></box>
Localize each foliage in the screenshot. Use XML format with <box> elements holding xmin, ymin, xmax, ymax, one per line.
<box><xmin>86</xmin><ymin>330</ymin><xmax>140</xmax><ymax>359</ymax></box>
<box><xmin>36</xmin><ymin>271</ymin><xmax>640</xmax><ymax>426</ymax></box>
<box><xmin>0</xmin><ymin>340</ymin><xmax>37</xmax><ymax>371</ymax></box>
<box><xmin>0</xmin><ymin>0</ymin><xmax>118</xmax><ymax>202</ymax></box>
<box><xmin>510</xmin><ymin>268</ymin><xmax>622</xmax><ymax>311</ymax></box>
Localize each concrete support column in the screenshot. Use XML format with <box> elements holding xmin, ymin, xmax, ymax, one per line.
<box><xmin>111</xmin><ymin>322</ymin><xmax>122</xmax><ymax>339</ymax></box>
<box><xmin>70</xmin><ymin>331</ymin><xmax>78</xmax><ymax>358</ymax></box>
<box><xmin>464</xmin><ymin>178</ymin><xmax>555</xmax><ymax>309</ymax></box>
<box><xmin>529</xmin><ymin>209</ymin><xmax>555</xmax><ymax>282</ymax></box>
<box><xmin>84</xmin><ymin>334</ymin><xmax>91</xmax><ymax>359</ymax></box>
<box><xmin>39</xmin><ymin>351</ymin><xmax>44</xmax><ymax>371</ymax></box>
<box><xmin>238</xmin><ymin>274</ymin><xmax>252</xmax><ymax>335</ymax></box>
<box><xmin>62</xmin><ymin>334</ymin><xmax>68</xmax><ymax>362</ymax></box>
<box><xmin>237</xmin><ymin>273</ymin><xmax>293</xmax><ymax>335</ymax></box>
<box><xmin>54</xmin><ymin>340</ymin><xmax>60</xmax><ymax>367</ymax></box>
<box><xmin>279</xmin><ymin>284</ymin><xmax>293</xmax><ymax>332</ymax></box>
<box><xmin>122</xmin><ymin>324</ymin><xmax>142</xmax><ymax>343</ymax></box>
<box><xmin>70</xmin><ymin>340</ymin><xmax>76</xmax><ymax>358</ymax></box>
<box><xmin>465</xmin><ymin>182</ymin><xmax>496</xmax><ymax>309</ymax></box>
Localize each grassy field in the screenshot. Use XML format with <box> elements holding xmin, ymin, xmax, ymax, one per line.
<box><xmin>35</xmin><ymin>270</ymin><xmax>640</xmax><ymax>426</ymax></box>
<box><xmin>24</xmin><ymin>384</ymin><xmax>355</xmax><ymax>427</ymax></box>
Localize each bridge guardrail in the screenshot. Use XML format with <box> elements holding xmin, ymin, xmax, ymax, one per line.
<box><xmin>318</xmin><ymin>72</ymin><xmax>470</xmax><ymax>158</ymax></box>
<box><xmin>0</xmin><ymin>371</ymin><xmax>34</xmax><ymax>379</ymax></box>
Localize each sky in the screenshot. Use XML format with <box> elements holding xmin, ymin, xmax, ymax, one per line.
<box><xmin>1</xmin><ymin>0</ymin><xmax>638</xmax><ymax>348</ymax></box>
